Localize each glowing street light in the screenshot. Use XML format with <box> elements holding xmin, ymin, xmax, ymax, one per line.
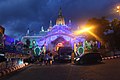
<box><xmin>116</xmin><ymin>10</ymin><xmax>119</xmax><ymax>13</ymax></box>
<box><xmin>116</xmin><ymin>5</ymin><xmax>120</xmax><ymax>16</ymax></box>
<box><xmin>117</xmin><ymin>6</ymin><xmax>120</xmax><ymax>9</ymax></box>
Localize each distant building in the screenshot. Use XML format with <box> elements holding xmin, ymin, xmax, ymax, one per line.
<box><xmin>22</xmin><ymin>8</ymin><xmax>85</xmax><ymax>51</ymax></box>
<box><xmin>0</xmin><ymin>26</ymin><xmax>5</xmax><ymax>51</ymax></box>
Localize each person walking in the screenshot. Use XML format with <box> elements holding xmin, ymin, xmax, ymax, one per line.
<box><xmin>49</xmin><ymin>53</ymin><xmax>53</xmax><ymax>65</ymax></box>
<box><xmin>39</xmin><ymin>52</ymin><xmax>44</xmax><ymax>65</ymax></box>
<box><xmin>44</xmin><ymin>51</ymin><xmax>50</xmax><ymax>65</ymax></box>
<box><xmin>71</xmin><ymin>50</ymin><xmax>75</xmax><ymax>65</ymax></box>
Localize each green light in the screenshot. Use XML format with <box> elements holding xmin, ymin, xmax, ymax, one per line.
<box><xmin>34</xmin><ymin>46</ymin><xmax>41</xmax><ymax>56</ymax></box>
<box><xmin>32</xmin><ymin>40</ymin><xmax>36</xmax><ymax>44</ymax></box>
<box><xmin>78</xmin><ymin>46</ymin><xmax>84</xmax><ymax>55</ymax></box>
<box><xmin>85</xmin><ymin>41</ymin><xmax>92</xmax><ymax>50</ymax></box>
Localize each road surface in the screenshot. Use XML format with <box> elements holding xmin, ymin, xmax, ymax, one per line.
<box><xmin>1</xmin><ymin>58</ymin><xmax>120</xmax><ymax>80</ymax></box>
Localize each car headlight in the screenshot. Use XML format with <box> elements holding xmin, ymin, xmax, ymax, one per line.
<box><xmin>76</xmin><ymin>58</ymin><xmax>80</xmax><ymax>61</ymax></box>
<box><xmin>69</xmin><ymin>56</ymin><xmax>71</xmax><ymax>58</ymax></box>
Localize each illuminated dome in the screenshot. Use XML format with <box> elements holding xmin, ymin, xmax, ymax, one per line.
<box><xmin>56</xmin><ymin>8</ymin><xmax>65</xmax><ymax>25</ymax></box>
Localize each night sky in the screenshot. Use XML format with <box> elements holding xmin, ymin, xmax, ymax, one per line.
<box><xmin>0</xmin><ymin>0</ymin><xmax>119</xmax><ymax>39</ymax></box>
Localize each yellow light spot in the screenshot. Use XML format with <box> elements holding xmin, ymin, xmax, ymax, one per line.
<box><xmin>74</xmin><ymin>26</ymin><xmax>94</xmax><ymax>35</ymax></box>
<box><xmin>116</xmin><ymin>10</ymin><xmax>119</xmax><ymax>13</ymax></box>
<box><xmin>117</xmin><ymin>6</ymin><xmax>120</xmax><ymax>9</ymax></box>
<box><xmin>73</xmin><ymin>26</ymin><xmax>103</xmax><ymax>43</ymax></box>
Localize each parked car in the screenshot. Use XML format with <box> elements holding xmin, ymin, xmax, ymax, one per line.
<box><xmin>54</xmin><ymin>47</ymin><xmax>72</xmax><ymax>62</ymax></box>
<box><xmin>74</xmin><ymin>52</ymin><xmax>102</xmax><ymax>65</ymax></box>
<box><xmin>54</xmin><ymin>55</ymin><xmax>71</xmax><ymax>62</ymax></box>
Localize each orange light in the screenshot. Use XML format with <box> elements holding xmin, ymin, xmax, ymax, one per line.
<box><xmin>57</xmin><ymin>43</ymin><xmax>63</xmax><ymax>47</ymax></box>
<box><xmin>73</xmin><ymin>25</ymin><xmax>102</xmax><ymax>43</ymax></box>
<box><xmin>74</xmin><ymin>26</ymin><xmax>94</xmax><ymax>35</ymax></box>
<box><xmin>116</xmin><ymin>10</ymin><xmax>119</xmax><ymax>13</ymax></box>
<box><xmin>117</xmin><ymin>6</ymin><xmax>120</xmax><ymax>9</ymax></box>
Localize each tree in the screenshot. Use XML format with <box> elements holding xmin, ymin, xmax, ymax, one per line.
<box><xmin>86</xmin><ymin>17</ymin><xmax>120</xmax><ymax>54</ymax></box>
<box><xmin>111</xmin><ymin>18</ymin><xmax>120</xmax><ymax>27</ymax></box>
<box><xmin>86</xmin><ymin>17</ymin><xmax>110</xmax><ymax>43</ymax></box>
<box><xmin>110</xmin><ymin>19</ymin><xmax>120</xmax><ymax>50</ymax></box>
<box><xmin>104</xmin><ymin>18</ymin><xmax>120</xmax><ymax>53</ymax></box>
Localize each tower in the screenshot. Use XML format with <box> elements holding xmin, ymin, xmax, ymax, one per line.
<box><xmin>69</xmin><ymin>20</ymin><xmax>71</xmax><ymax>25</ymax></box>
<box><xmin>68</xmin><ymin>20</ymin><xmax>72</xmax><ymax>27</ymax></box>
<box><xmin>49</xmin><ymin>20</ymin><xmax>52</xmax><ymax>28</ymax></box>
<box><xmin>26</xmin><ymin>28</ymin><xmax>30</xmax><ymax>36</ymax></box>
<box><xmin>41</xmin><ymin>26</ymin><xmax>44</xmax><ymax>32</ymax></box>
<box><xmin>47</xmin><ymin>20</ymin><xmax>53</xmax><ymax>31</ymax></box>
<box><xmin>56</xmin><ymin>8</ymin><xmax>65</xmax><ymax>25</ymax></box>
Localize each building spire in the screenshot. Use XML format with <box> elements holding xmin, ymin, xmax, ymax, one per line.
<box><xmin>68</xmin><ymin>20</ymin><xmax>72</xmax><ymax>27</ymax></box>
<box><xmin>41</xmin><ymin>26</ymin><xmax>44</xmax><ymax>32</ymax></box>
<box><xmin>56</xmin><ymin>7</ymin><xmax>65</xmax><ymax>25</ymax></box>
<box><xmin>26</xmin><ymin>28</ymin><xmax>30</xmax><ymax>36</ymax></box>
<box><xmin>49</xmin><ymin>20</ymin><xmax>52</xmax><ymax>28</ymax></box>
<box><xmin>58</xmin><ymin>7</ymin><xmax>62</xmax><ymax>17</ymax></box>
<box><xmin>47</xmin><ymin>20</ymin><xmax>53</xmax><ymax>31</ymax></box>
<box><xmin>69</xmin><ymin>20</ymin><xmax>71</xmax><ymax>25</ymax></box>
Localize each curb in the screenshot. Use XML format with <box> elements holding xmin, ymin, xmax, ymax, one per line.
<box><xmin>0</xmin><ymin>63</ymin><xmax>28</xmax><ymax>77</ymax></box>
<box><xmin>102</xmin><ymin>55</ymin><xmax>120</xmax><ymax>60</ymax></box>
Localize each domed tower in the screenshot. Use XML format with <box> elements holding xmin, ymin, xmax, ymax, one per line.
<box><xmin>56</xmin><ymin>8</ymin><xmax>65</xmax><ymax>25</ymax></box>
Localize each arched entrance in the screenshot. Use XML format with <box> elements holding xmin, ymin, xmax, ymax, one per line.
<box><xmin>51</xmin><ymin>36</ymin><xmax>71</xmax><ymax>51</ymax></box>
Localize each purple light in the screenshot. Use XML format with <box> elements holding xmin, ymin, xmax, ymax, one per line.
<box><xmin>4</xmin><ymin>35</ymin><xmax>14</xmax><ymax>45</ymax></box>
<box><xmin>98</xmin><ymin>42</ymin><xmax>101</xmax><ymax>48</ymax></box>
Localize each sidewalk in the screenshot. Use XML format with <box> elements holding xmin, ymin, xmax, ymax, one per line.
<box><xmin>0</xmin><ymin>63</ymin><xmax>28</xmax><ymax>78</ymax></box>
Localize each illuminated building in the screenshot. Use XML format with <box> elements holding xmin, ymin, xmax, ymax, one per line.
<box><xmin>22</xmin><ymin>8</ymin><xmax>85</xmax><ymax>52</ymax></box>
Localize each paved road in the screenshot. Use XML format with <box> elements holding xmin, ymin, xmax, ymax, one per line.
<box><xmin>1</xmin><ymin>58</ymin><xmax>120</xmax><ymax>80</ymax></box>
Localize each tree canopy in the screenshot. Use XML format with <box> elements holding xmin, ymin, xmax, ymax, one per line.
<box><xmin>86</xmin><ymin>17</ymin><xmax>120</xmax><ymax>51</ymax></box>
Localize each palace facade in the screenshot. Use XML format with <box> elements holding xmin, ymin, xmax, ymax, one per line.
<box><xmin>22</xmin><ymin>8</ymin><xmax>85</xmax><ymax>52</ymax></box>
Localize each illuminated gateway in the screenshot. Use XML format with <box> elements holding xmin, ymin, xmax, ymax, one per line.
<box><xmin>22</xmin><ymin>8</ymin><xmax>85</xmax><ymax>51</ymax></box>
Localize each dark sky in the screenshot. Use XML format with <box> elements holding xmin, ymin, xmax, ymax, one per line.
<box><xmin>0</xmin><ymin>0</ymin><xmax>119</xmax><ymax>39</ymax></box>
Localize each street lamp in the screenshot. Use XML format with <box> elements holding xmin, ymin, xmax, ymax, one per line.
<box><xmin>116</xmin><ymin>5</ymin><xmax>120</xmax><ymax>16</ymax></box>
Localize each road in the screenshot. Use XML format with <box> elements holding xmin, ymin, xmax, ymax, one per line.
<box><xmin>1</xmin><ymin>58</ymin><xmax>120</xmax><ymax>80</ymax></box>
